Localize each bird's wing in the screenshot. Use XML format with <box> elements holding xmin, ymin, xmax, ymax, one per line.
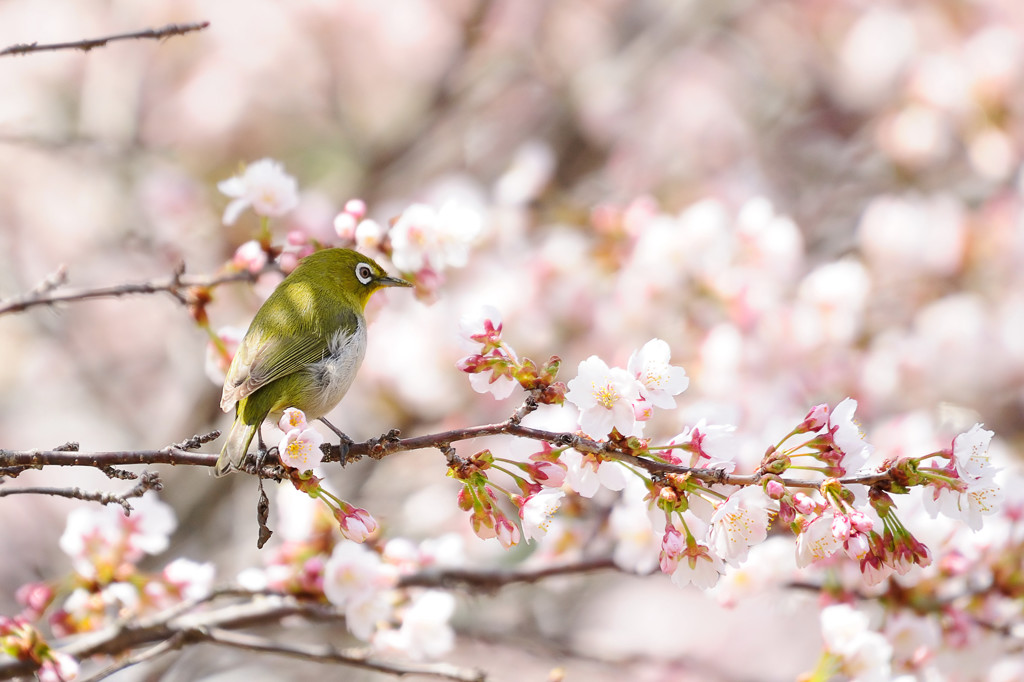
<box><xmin>219</xmin><ymin>307</ymin><xmax>359</xmax><ymax>412</ymax></box>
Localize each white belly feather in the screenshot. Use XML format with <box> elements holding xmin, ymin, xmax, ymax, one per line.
<box><xmin>300</xmin><ymin>321</ymin><xmax>367</xmax><ymax>419</ymax></box>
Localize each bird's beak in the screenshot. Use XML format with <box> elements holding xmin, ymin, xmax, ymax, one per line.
<box><xmin>377</xmin><ymin>275</ymin><xmax>414</xmax><ymax>288</ymax></box>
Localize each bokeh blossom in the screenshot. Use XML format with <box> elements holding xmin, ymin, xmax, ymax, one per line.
<box><xmin>389</xmin><ymin>202</ymin><xmax>481</xmax><ymax>274</ymax></box>
<box><xmin>217</xmin><ymin>158</ymin><xmax>299</xmax><ymax>225</ymax></box>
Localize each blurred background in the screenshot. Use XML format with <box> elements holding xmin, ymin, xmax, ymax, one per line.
<box><xmin>1</xmin><ymin>0</ymin><xmax>1023</xmax><ymax>680</ymax></box>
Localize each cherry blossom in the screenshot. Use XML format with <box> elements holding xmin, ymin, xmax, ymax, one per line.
<box><xmin>707</xmin><ymin>486</ymin><xmax>777</xmax><ymax>566</ymax></box>
<box><xmin>217</xmin><ymin>158</ymin><xmax>299</xmax><ymax>225</ymax></box>
<box><xmin>565</xmin><ymin>356</ymin><xmax>644</xmax><ymax>438</ymax></box>
<box><xmin>626</xmin><ymin>338</ymin><xmax>689</xmax><ymax>409</ymax></box>
<box><xmin>389</xmin><ymin>201</ymin><xmax>481</xmax><ymax>273</ymax></box>
<box><xmin>278</xmin><ymin>426</ymin><xmax>325</xmax><ymax>473</ymax></box>
<box><xmin>520</xmin><ymin>488</ymin><xmax>565</xmax><ymax>542</ymax></box>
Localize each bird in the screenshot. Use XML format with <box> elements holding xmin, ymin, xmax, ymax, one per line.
<box><xmin>216</xmin><ymin>248</ymin><xmax>412</xmax><ymax>476</ymax></box>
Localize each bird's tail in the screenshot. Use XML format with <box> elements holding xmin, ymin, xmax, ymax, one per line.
<box><xmin>215</xmin><ymin>415</ymin><xmax>258</xmax><ymax>476</ymax></box>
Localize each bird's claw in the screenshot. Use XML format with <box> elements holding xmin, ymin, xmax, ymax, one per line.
<box><xmin>338</xmin><ymin>435</ymin><xmax>353</xmax><ymax>468</ymax></box>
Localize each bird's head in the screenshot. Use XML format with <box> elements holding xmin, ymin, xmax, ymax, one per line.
<box><xmin>293</xmin><ymin>248</ymin><xmax>412</xmax><ymax>310</ymax></box>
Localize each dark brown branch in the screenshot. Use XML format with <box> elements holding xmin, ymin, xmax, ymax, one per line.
<box><xmin>0</xmin><ymin>447</ymin><xmax>217</xmax><ymax>470</ymax></box>
<box><xmin>0</xmin><ymin>22</ymin><xmax>210</xmax><ymax>58</ymax></box>
<box><xmin>0</xmin><ymin>266</ymin><xmax>275</xmax><ymax>316</ymax></box>
<box><xmin>0</xmin><ymin>414</ymin><xmax>901</xmax><ymax>492</ymax></box>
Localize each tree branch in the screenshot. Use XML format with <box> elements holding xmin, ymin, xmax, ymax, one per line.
<box><xmin>198</xmin><ymin>628</ymin><xmax>486</xmax><ymax>681</ymax></box>
<box><xmin>0</xmin><ymin>471</ymin><xmax>162</xmax><ymax>514</ymax></box>
<box><xmin>0</xmin><ymin>593</ymin><xmax>484</xmax><ymax>681</ymax></box>
<box><xmin>398</xmin><ymin>557</ymin><xmax>621</xmax><ymax>590</ymax></box>
<box><xmin>0</xmin><ymin>413</ymin><xmax>902</xmax><ymax>493</ymax></box>
<box><xmin>0</xmin><ymin>22</ymin><xmax>210</xmax><ymax>58</ymax></box>
<box><xmin>0</xmin><ymin>264</ymin><xmax>276</xmax><ymax>316</ymax></box>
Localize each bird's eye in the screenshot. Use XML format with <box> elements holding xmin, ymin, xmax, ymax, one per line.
<box><xmin>354</xmin><ymin>262</ymin><xmax>374</xmax><ymax>285</ymax></box>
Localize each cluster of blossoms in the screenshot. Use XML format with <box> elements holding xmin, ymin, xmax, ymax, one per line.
<box><xmin>456</xmin><ymin>305</ymin><xmax>566</xmax><ymax>403</ymax></box>
<box><xmin>239</xmin><ymin>486</ymin><xmax>463</xmax><ymax>659</ymax></box>
<box><xmin>337</xmin><ymin>200</ymin><xmax>482</xmax><ymax>288</ymax></box>
<box><xmin>1</xmin><ymin>494</ymin><xmax>214</xmax><ymax>680</ymax></box>
<box><xmin>449</xmin><ymin>311</ymin><xmax>1013</xmax><ymax>676</ymax></box>
<box><xmin>203</xmin><ymin>158</ymin><xmax>484</xmax><ymax>374</ymax></box>
<box><xmin>565</xmin><ymin>338</ymin><xmax>690</xmax><ymax>439</ymax></box>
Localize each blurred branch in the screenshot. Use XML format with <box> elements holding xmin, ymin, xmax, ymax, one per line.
<box><xmin>0</xmin><ymin>471</ymin><xmax>162</xmax><ymax>514</ymax></box>
<box><xmin>398</xmin><ymin>557</ymin><xmax>621</xmax><ymax>590</ymax></box>
<box><xmin>0</xmin><ymin>22</ymin><xmax>210</xmax><ymax>58</ymax></box>
<box><xmin>0</xmin><ymin>264</ymin><xmax>276</xmax><ymax>316</ymax></box>
<box><xmin>196</xmin><ymin>628</ymin><xmax>485</xmax><ymax>681</ymax></box>
<box><xmin>0</xmin><ymin>593</ymin><xmax>485</xmax><ymax>681</ymax></box>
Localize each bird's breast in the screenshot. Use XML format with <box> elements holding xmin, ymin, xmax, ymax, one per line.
<box><xmin>302</xmin><ymin>321</ymin><xmax>368</xmax><ymax>419</ymax></box>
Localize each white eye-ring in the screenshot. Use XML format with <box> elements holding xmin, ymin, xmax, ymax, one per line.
<box><xmin>355</xmin><ymin>262</ymin><xmax>374</xmax><ymax>285</ymax></box>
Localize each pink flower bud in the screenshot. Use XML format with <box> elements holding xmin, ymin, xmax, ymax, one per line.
<box><xmin>800</xmin><ymin>404</ymin><xmax>830</xmax><ymax>432</ymax></box>
<box><xmin>495</xmin><ymin>516</ymin><xmax>521</xmax><ymax>549</ymax></box>
<box><xmin>793</xmin><ymin>492</ymin><xmax>816</xmax><ymax>515</ymax></box>
<box><xmin>344</xmin><ymin>198</ymin><xmax>367</xmax><ymax>220</ymax></box>
<box><xmin>659</xmin><ymin>525</ymin><xmax>685</xmax><ymax>574</ymax></box>
<box><xmin>470</xmin><ymin>509</ymin><xmax>497</xmax><ymax>539</ymax></box>
<box><xmin>16</xmin><ymin>582</ymin><xmax>53</xmax><ymax>614</ymax></box>
<box><xmin>278</xmin><ymin>251</ymin><xmax>300</xmax><ymax>273</ymax></box>
<box><xmin>831</xmin><ymin>513</ymin><xmax>852</xmax><ymax>541</ymax></box>
<box><xmin>337</xmin><ymin>507</ymin><xmax>378</xmax><ymax>543</ymax></box>
<box><xmin>286</xmin><ymin>229</ymin><xmax>309</xmax><ymax>246</ymax></box>
<box><xmin>233</xmin><ymin>240</ymin><xmax>268</xmax><ymax>273</ymax></box>
<box><xmin>531</xmin><ymin>460</ymin><xmax>567</xmax><ymax>488</ymax></box>
<box><xmin>848</xmin><ymin>509</ymin><xmax>873</xmax><ymax>533</ymax></box>
<box><xmin>764</xmin><ymin>479</ymin><xmax>785</xmax><ymax>499</ymax></box>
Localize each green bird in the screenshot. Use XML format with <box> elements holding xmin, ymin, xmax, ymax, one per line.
<box><xmin>216</xmin><ymin>248</ymin><xmax>412</xmax><ymax>476</ymax></box>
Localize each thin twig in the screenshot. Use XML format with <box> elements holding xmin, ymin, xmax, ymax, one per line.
<box><xmin>0</xmin><ymin>266</ymin><xmax>274</xmax><ymax>316</ymax></box>
<box><xmin>0</xmin><ymin>22</ymin><xmax>210</xmax><ymax>58</ymax></box>
<box><xmin>0</xmin><ymin>471</ymin><xmax>161</xmax><ymax>513</ymax></box>
<box><xmin>0</xmin><ymin>592</ymin><xmax>483</xmax><ymax>681</ymax></box>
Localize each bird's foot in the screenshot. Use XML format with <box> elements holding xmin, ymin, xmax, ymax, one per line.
<box><xmin>319</xmin><ymin>417</ymin><xmax>353</xmax><ymax>467</ymax></box>
<box><xmin>246</xmin><ymin>443</ymin><xmax>277</xmax><ymax>476</ymax></box>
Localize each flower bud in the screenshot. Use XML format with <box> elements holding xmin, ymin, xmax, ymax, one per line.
<box><xmin>233</xmin><ymin>240</ymin><xmax>268</xmax><ymax>273</ymax></box>
<box><xmin>793</xmin><ymin>492</ymin><xmax>816</xmax><ymax>515</ymax></box>
<box><xmin>333</xmin><ymin>212</ymin><xmax>357</xmax><ymax>240</ymax></box>
<box><xmin>799</xmin><ymin>404</ymin><xmax>830</xmax><ymax>432</ymax></box>
<box><xmin>494</xmin><ymin>516</ymin><xmax>521</xmax><ymax>549</ymax></box>
<box><xmin>764</xmin><ymin>479</ymin><xmax>785</xmax><ymax>499</ymax></box>
<box><xmin>344</xmin><ymin>198</ymin><xmax>368</xmax><ymax>220</ymax></box>
<box><xmin>848</xmin><ymin>509</ymin><xmax>874</xmax><ymax>533</ymax></box>
<box><xmin>831</xmin><ymin>513</ymin><xmax>852</xmax><ymax>541</ymax></box>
